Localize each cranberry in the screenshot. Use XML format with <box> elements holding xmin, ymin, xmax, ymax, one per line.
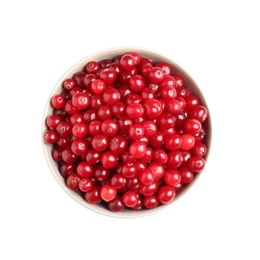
<box><xmin>101</xmin><ymin>151</ymin><xmax>119</xmax><ymax>169</ymax></box>
<box><xmin>122</xmin><ymin>190</ymin><xmax>138</xmax><ymax>207</ymax></box>
<box><xmin>66</xmin><ymin>173</ymin><xmax>81</xmax><ymax>190</ymax></box>
<box><xmin>108</xmin><ymin>196</ymin><xmax>125</xmax><ymax>211</ymax></box>
<box><xmin>158</xmin><ymin>186</ymin><xmax>176</xmax><ymax>204</ymax></box>
<box><xmin>129</xmin><ymin>75</ymin><xmax>146</xmax><ymax>92</ymax></box>
<box><xmin>43</xmin><ymin>129</ymin><xmax>59</xmax><ymax>144</ymax></box>
<box><xmin>72</xmin><ymin>92</ymin><xmax>90</xmax><ymax>110</ymax></box>
<box><xmin>120</xmin><ymin>54</ymin><xmax>136</xmax><ymax>71</ymax></box>
<box><xmin>79</xmin><ymin>178</ymin><xmax>93</xmax><ymax>192</ymax></box>
<box><xmin>129</xmin><ymin>141</ymin><xmax>146</xmax><ymax>159</ymax></box>
<box><xmin>126</xmin><ymin>103</ymin><xmax>144</xmax><ymax>119</ymax></box>
<box><xmin>51</xmin><ymin>94</ymin><xmax>66</xmax><ymax>109</ymax></box>
<box><xmin>139</xmin><ymin>169</ymin><xmax>154</xmax><ymax>185</ymax></box>
<box><xmin>91</xmin><ymin>134</ymin><xmax>109</xmax><ymax>152</ymax></box>
<box><xmin>71</xmin><ymin>139</ymin><xmax>88</xmax><ymax>155</ymax></box>
<box><xmin>188</xmin><ymin>156</ymin><xmax>205</xmax><ymax>172</ymax></box>
<box><xmin>143</xmin><ymin>99</ymin><xmax>162</xmax><ymax>119</ymax></box>
<box><xmin>101</xmin><ymin>119</ymin><xmax>119</xmax><ymax>137</ymax></box>
<box><xmin>192</xmin><ymin>142</ymin><xmax>207</xmax><ymax>157</ymax></box>
<box><xmin>164</xmin><ymin>169</ymin><xmax>181</xmax><ymax>186</ymax></box>
<box><xmin>100</xmin><ymin>184</ymin><xmax>117</xmax><ymax>202</ymax></box>
<box><xmin>84</xmin><ymin>186</ymin><xmax>101</xmax><ymax>204</ymax></box>
<box><xmin>99</xmin><ymin>68</ymin><xmax>117</xmax><ymax>84</ymax></box>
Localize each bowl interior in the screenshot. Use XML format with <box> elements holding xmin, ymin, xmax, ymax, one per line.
<box><xmin>42</xmin><ymin>47</ymin><xmax>212</xmax><ymax>218</ymax></box>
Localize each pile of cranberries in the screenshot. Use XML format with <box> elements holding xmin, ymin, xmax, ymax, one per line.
<box><xmin>43</xmin><ymin>51</ymin><xmax>209</xmax><ymax>212</ymax></box>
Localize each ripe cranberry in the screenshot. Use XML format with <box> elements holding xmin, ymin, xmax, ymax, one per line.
<box><xmin>85</xmin><ymin>61</ymin><xmax>100</xmax><ymax>74</ymax></box>
<box><xmin>59</xmin><ymin>163</ymin><xmax>76</xmax><ymax>178</ymax></box>
<box><xmin>88</xmin><ymin>120</ymin><xmax>102</xmax><ymax>136</ymax></box>
<box><xmin>143</xmin><ymin>195</ymin><xmax>159</xmax><ymax>209</ymax></box>
<box><xmin>192</xmin><ymin>142</ymin><xmax>207</xmax><ymax>157</ymax></box>
<box><xmin>101</xmin><ymin>119</ymin><xmax>119</xmax><ymax>137</ymax></box>
<box><xmin>140</xmin><ymin>182</ymin><xmax>158</xmax><ymax>196</ymax></box>
<box><xmin>139</xmin><ymin>169</ymin><xmax>154</xmax><ymax>185</ymax></box>
<box><xmin>91</xmin><ymin>79</ymin><xmax>106</xmax><ymax>95</ymax></box>
<box><xmin>84</xmin><ymin>186</ymin><xmax>101</xmax><ymax>204</ymax></box>
<box><xmin>188</xmin><ymin>156</ymin><xmax>205</xmax><ymax>172</ymax></box>
<box><xmin>85</xmin><ymin>149</ymin><xmax>102</xmax><ymax>164</ymax></box>
<box><xmin>120</xmin><ymin>54</ymin><xmax>136</xmax><ymax>71</ymax></box>
<box><xmin>161</xmin><ymin>86</ymin><xmax>177</xmax><ymax>101</ymax></box>
<box><xmin>72</xmin><ymin>92</ymin><xmax>90</xmax><ymax>110</ymax></box>
<box><xmin>63</xmin><ymin>78</ymin><xmax>77</xmax><ymax>90</ymax></box>
<box><xmin>72</xmin><ymin>122</ymin><xmax>88</xmax><ymax>138</ymax></box>
<box><xmin>100</xmin><ymin>184</ymin><xmax>117</xmax><ymax>202</ymax></box>
<box><xmin>172</xmin><ymin>74</ymin><xmax>184</xmax><ymax>88</ymax></box>
<box><xmin>122</xmin><ymin>190</ymin><xmax>138</xmax><ymax>207</ymax></box>
<box><xmin>184</xmin><ymin>119</ymin><xmax>202</xmax><ymax>135</ymax></box>
<box><xmin>179</xmin><ymin>167</ymin><xmax>194</xmax><ymax>184</ymax></box>
<box><xmin>180</xmin><ymin>134</ymin><xmax>195</xmax><ymax>150</ymax></box>
<box><xmin>101</xmin><ymin>151</ymin><xmax>119</xmax><ymax>169</ymax></box>
<box><xmin>62</xmin><ymin>148</ymin><xmax>78</xmax><ymax>163</ymax></box>
<box><xmin>149</xmin><ymin>130</ymin><xmax>164</xmax><ymax>148</ymax></box>
<box><xmin>121</xmin><ymin>162</ymin><xmax>137</xmax><ymax>178</ymax></box>
<box><xmin>71</xmin><ymin>139</ymin><xmax>88</xmax><ymax>155</ymax></box>
<box><xmin>51</xmin><ymin>94</ymin><xmax>66</xmax><ymax>109</ymax></box>
<box><xmin>158</xmin><ymin>186</ymin><xmax>176</xmax><ymax>204</ymax></box>
<box><xmin>164</xmin><ymin>134</ymin><xmax>182</xmax><ymax>150</ymax></box>
<box><xmin>110</xmin><ymin>173</ymin><xmax>126</xmax><ymax>189</ymax></box>
<box><xmin>102</xmin><ymin>88</ymin><xmax>121</xmax><ymax>106</ymax></box>
<box><xmin>149</xmin><ymin>67</ymin><xmax>165</xmax><ymax>83</ymax></box>
<box><xmin>43</xmin><ymin>129</ymin><xmax>59</xmax><ymax>144</ymax></box>
<box><xmin>93</xmin><ymin>165</ymin><xmax>110</xmax><ymax>182</ymax></box>
<box><xmin>66</xmin><ymin>173</ymin><xmax>81</xmax><ymax>190</ymax></box>
<box><xmin>143</xmin><ymin>99</ymin><xmax>162</xmax><ymax>119</ymax></box>
<box><xmin>148</xmin><ymin>162</ymin><xmax>165</xmax><ymax>180</ymax></box>
<box><xmin>129</xmin><ymin>75</ymin><xmax>146</xmax><ymax>92</ymax></box>
<box><xmin>189</xmin><ymin>105</ymin><xmax>208</xmax><ymax>123</ymax></box>
<box><xmin>99</xmin><ymin>68</ymin><xmax>117</xmax><ymax>84</ymax></box>
<box><xmin>164</xmin><ymin>169</ymin><xmax>181</xmax><ymax>186</ymax></box>
<box><xmin>108</xmin><ymin>196</ymin><xmax>125</xmax><ymax>211</ymax></box>
<box><xmin>91</xmin><ymin>134</ymin><xmax>109</xmax><ymax>152</ymax></box>
<box><xmin>79</xmin><ymin>178</ymin><xmax>93</xmax><ymax>192</ymax></box>
<box><xmin>76</xmin><ymin>161</ymin><xmax>94</xmax><ymax>178</ymax></box>
<box><xmin>97</xmin><ymin>105</ymin><xmax>112</xmax><ymax>121</ymax></box>
<box><xmin>153</xmin><ymin>149</ymin><xmax>168</xmax><ymax>164</ymax></box>
<box><xmin>185</xmin><ymin>95</ymin><xmax>201</xmax><ymax>110</ymax></box>
<box><xmin>126</xmin><ymin>103</ymin><xmax>144</xmax><ymax>119</ymax></box>
<box><xmin>156</xmin><ymin>61</ymin><xmax>173</xmax><ymax>75</ymax></box>
<box><xmin>128</xmin><ymin>124</ymin><xmax>144</xmax><ymax>140</ymax></box>
<box><xmin>165</xmin><ymin>99</ymin><xmax>181</xmax><ymax>114</ymax></box>
<box><xmin>142</xmin><ymin>120</ymin><xmax>157</xmax><ymax>136</ymax></box>
<box><xmin>129</xmin><ymin>141</ymin><xmax>147</xmax><ymax>159</ymax></box>
<box><xmin>112</xmin><ymin>102</ymin><xmax>126</xmax><ymax>117</ymax></box>
<box><xmin>83</xmin><ymin>74</ymin><xmax>96</xmax><ymax>88</ymax></box>
<box><xmin>167</xmin><ymin>150</ymin><xmax>184</xmax><ymax>168</ymax></box>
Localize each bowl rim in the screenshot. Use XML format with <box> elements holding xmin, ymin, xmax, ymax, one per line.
<box><xmin>42</xmin><ymin>46</ymin><xmax>212</xmax><ymax>218</ymax></box>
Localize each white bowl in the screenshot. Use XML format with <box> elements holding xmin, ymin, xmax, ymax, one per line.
<box><xmin>42</xmin><ymin>47</ymin><xmax>212</xmax><ymax>218</ymax></box>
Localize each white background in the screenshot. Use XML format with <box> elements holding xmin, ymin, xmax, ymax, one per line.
<box><xmin>1</xmin><ymin>0</ymin><xmax>259</xmax><ymax>259</ymax></box>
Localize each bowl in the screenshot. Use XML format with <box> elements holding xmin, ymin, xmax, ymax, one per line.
<box><xmin>42</xmin><ymin>47</ymin><xmax>212</xmax><ymax>218</ymax></box>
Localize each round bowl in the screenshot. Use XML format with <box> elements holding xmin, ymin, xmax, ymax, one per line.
<box><xmin>42</xmin><ymin>47</ymin><xmax>212</xmax><ymax>218</ymax></box>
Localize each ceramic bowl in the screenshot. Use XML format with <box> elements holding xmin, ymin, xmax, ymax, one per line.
<box><xmin>42</xmin><ymin>47</ymin><xmax>212</xmax><ymax>218</ymax></box>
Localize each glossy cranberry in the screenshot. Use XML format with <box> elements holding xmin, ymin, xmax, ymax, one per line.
<box><xmin>63</xmin><ymin>78</ymin><xmax>77</xmax><ymax>90</ymax></box>
<box><xmin>194</xmin><ymin>127</ymin><xmax>207</xmax><ymax>143</ymax></box>
<box><xmin>51</xmin><ymin>94</ymin><xmax>66</xmax><ymax>109</ymax></box>
<box><xmin>129</xmin><ymin>75</ymin><xmax>145</xmax><ymax>92</ymax></box>
<box><xmin>189</xmin><ymin>105</ymin><xmax>208</xmax><ymax>123</ymax></box>
<box><xmin>69</xmin><ymin>113</ymin><xmax>84</xmax><ymax>125</ymax></box>
<box><xmin>184</xmin><ymin>119</ymin><xmax>202</xmax><ymax>134</ymax></box>
<box><xmin>120</xmin><ymin>152</ymin><xmax>136</xmax><ymax>164</ymax></box>
<box><xmin>188</xmin><ymin>156</ymin><xmax>205</xmax><ymax>172</ymax></box>
<box><xmin>88</xmin><ymin>120</ymin><xmax>101</xmax><ymax>136</ymax></box>
<box><xmin>180</xmin><ymin>149</ymin><xmax>193</xmax><ymax>166</ymax></box>
<box><xmin>179</xmin><ymin>167</ymin><xmax>194</xmax><ymax>184</ymax></box>
<box><xmin>57</xmin><ymin>136</ymin><xmax>71</xmax><ymax>148</ymax></box>
<box><xmin>100</xmin><ymin>119</ymin><xmax>118</xmax><ymax>137</ymax></box>
<box><xmin>85</xmin><ymin>61</ymin><xmax>100</xmax><ymax>74</ymax></box>
<box><xmin>93</xmin><ymin>165</ymin><xmax>110</xmax><ymax>182</ymax></box>
<box><xmin>149</xmin><ymin>67</ymin><xmax>164</xmax><ymax>83</ymax></box>
<box><xmin>79</xmin><ymin>178</ymin><xmax>93</xmax><ymax>192</ymax></box>
<box><xmin>85</xmin><ymin>149</ymin><xmax>102</xmax><ymax>164</ymax></box>
<box><xmin>99</xmin><ymin>68</ymin><xmax>117</xmax><ymax>84</ymax></box>
<box><xmin>122</xmin><ymin>190</ymin><xmax>138</xmax><ymax>207</ymax></box>
<box><xmin>43</xmin><ymin>129</ymin><xmax>59</xmax><ymax>144</ymax></box>
<box><xmin>192</xmin><ymin>142</ymin><xmax>207</xmax><ymax>157</ymax></box>
<box><xmin>125</xmin><ymin>176</ymin><xmax>140</xmax><ymax>191</ymax></box>
<box><xmin>129</xmin><ymin>51</ymin><xmax>141</xmax><ymax>65</ymax></box>
<box><xmin>149</xmin><ymin>130</ymin><xmax>164</xmax><ymax>148</ymax></box>
<box><xmin>118</xmin><ymin>116</ymin><xmax>133</xmax><ymax>133</ymax></box>
<box><xmin>59</xmin><ymin>163</ymin><xmax>76</xmax><ymax>178</ymax></box>
<box><xmin>161</xmin><ymin>86</ymin><xmax>177</xmax><ymax>101</ymax></box>
<box><xmin>185</xmin><ymin>95</ymin><xmax>201</xmax><ymax>110</ymax></box>
<box><xmin>148</xmin><ymin>162</ymin><xmax>165</xmax><ymax>180</ymax></box>
<box><xmin>76</xmin><ymin>161</ymin><xmax>94</xmax><ymax>178</ymax></box>
<box><xmin>112</xmin><ymin>102</ymin><xmax>125</xmax><ymax>117</ymax></box>
<box><xmin>120</xmin><ymin>54</ymin><xmax>135</xmax><ymax>71</ymax></box>
<box><xmin>62</xmin><ymin>148</ymin><xmax>78</xmax><ymax>163</ymax></box>
<box><xmin>172</xmin><ymin>74</ymin><xmax>184</xmax><ymax>88</ymax></box>
<box><xmin>165</xmin><ymin>99</ymin><xmax>181</xmax><ymax>114</ymax></box>
<box><xmin>128</xmin><ymin>124</ymin><xmax>144</xmax><ymax>140</ymax></box>
<box><xmin>142</xmin><ymin>121</ymin><xmax>157</xmax><ymax>136</ymax></box>
<box><xmin>143</xmin><ymin>195</ymin><xmax>159</xmax><ymax>209</ymax></box>
<box><xmin>167</xmin><ymin>150</ymin><xmax>184</xmax><ymax>168</ymax></box>
<box><xmin>52</xmin><ymin>146</ymin><xmax>63</xmax><ymax>161</ymax></box>
<box><xmin>164</xmin><ymin>134</ymin><xmax>182</xmax><ymax>150</ymax></box>
<box><xmin>84</xmin><ymin>186</ymin><xmax>101</xmax><ymax>204</ymax></box>
<box><xmin>164</xmin><ymin>169</ymin><xmax>181</xmax><ymax>186</ymax></box>
<box><xmin>157</xmin><ymin>112</ymin><xmax>176</xmax><ymax>129</ymax></box>
<box><xmin>139</xmin><ymin>169</ymin><xmax>154</xmax><ymax>185</ymax></box>
<box><xmin>99</xmin><ymin>59</ymin><xmax>112</xmax><ymax>69</ymax></box>
<box><xmin>83</xmin><ymin>109</ymin><xmax>98</xmax><ymax>123</ymax></box>
<box><xmin>56</xmin><ymin>121</ymin><xmax>72</xmax><ymax>137</ymax></box>
<box><xmin>83</xmin><ymin>74</ymin><xmax>96</xmax><ymax>88</ymax></box>
<box><xmin>156</xmin><ymin>61</ymin><xmax>173</xmax><ymax>75</ymax></box>
<box><xmin>97</xmin><ymin>105</ymin><xmax>112</xmax><ymax>121</ymax></box>
<box><xmin>64</xmin><ymin>100</ymin><xmax>78</xmax><ymax>115</ymax></box>
<box><xmin>100</xmin><ymin>184</ymin><xmax>117</xmax><ymax>202</ymax></box>
<box><xmin>126</xmin><ymin>103</ymin><xmax>144</xmax><ymax>119</ymax></box>
<box><xmin>180</xmin><ymin>134</ymin><xmax>195</xmax><ymax>150</ymax></box>
<box><xmin>102</xmin><ymin>88</ymin><xmax>121</xmax><ymax>106</ymax></box>
<box><xmin>108</xmin><ymin>196</ymin><xmax>125</xmax><ymax>211</ymax></box>
<box><xmin>101</xmin><ymin>151</ymin><xmax>119</xmax><ymax>169</ymax></box>
<box><xmin>140</xmin><ymin>87</ymin><xmax>155</xmax><ymax>100</ymax></box>
<box><xmin>109</xmin><ymin>135</ymin><xmax>127</xmax><ymax>154</ymax></box>
<box><xmin>143</xmin><ymin>99</ymin><xmax>162</xmax><ymax>119</ymax></box>
<box><xmin>73</xmin><ymin>71</ymin><xmax>86</xmax><ymax>87</ymax></box>
<box><xmin>110</xmin><ymin>173</ymin><xmax>126</xmax><ymax>189</ymax></box>
<box><xmin>140</xmin><ymin>147</ymin><xmax>154</xmax><ymax>163</ymax></box>
<box><xmin>153</xmin><ymin>149</ymin><xmax>168</xmax><ymax>164</ymax></box>
<box><xmin>66</xmin><ymin>173</ymin><xmax>81</xmax><ymax>190</ymax></box>
<box><xmin>121</xmin><ymin>162</ymin><xmax>137</xmax><ymax>178</ymax></box>
<box><xmin>158</xmin><ymin>186</ymin><xmax>175</xmax><ymax>204</ymax></box>
<box><xmin>72</xmin><ymin>122</ymin><xmax>88</xmax><ymax>138</ymax></box>
<box><xmin>91</xmin><ymin>79</ymin><xmax>106</xmax><ymax>95</ymax></box>
<box><xmin>140</xmin><ymin>182</ymin><xmax>158</xmax><ymax>196</ymax></box>
<box><xmin>129</xmin><ymin>141</ymin><xmax>146</xmax><ymax>159</ymax></box>
<box><xmin>91</xmin><ymin>134</ymin><xmax>109</xmax><ymax>152</ymax></box>
<box><xmin>71</xmin><ymin>139</ymin><xmax>88</xmax><ymax>155</ymax></box>
<box><xmin>71</xmin><ymin>92</ymin><xmax>90</xmax><ymax>110</ymax></box>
